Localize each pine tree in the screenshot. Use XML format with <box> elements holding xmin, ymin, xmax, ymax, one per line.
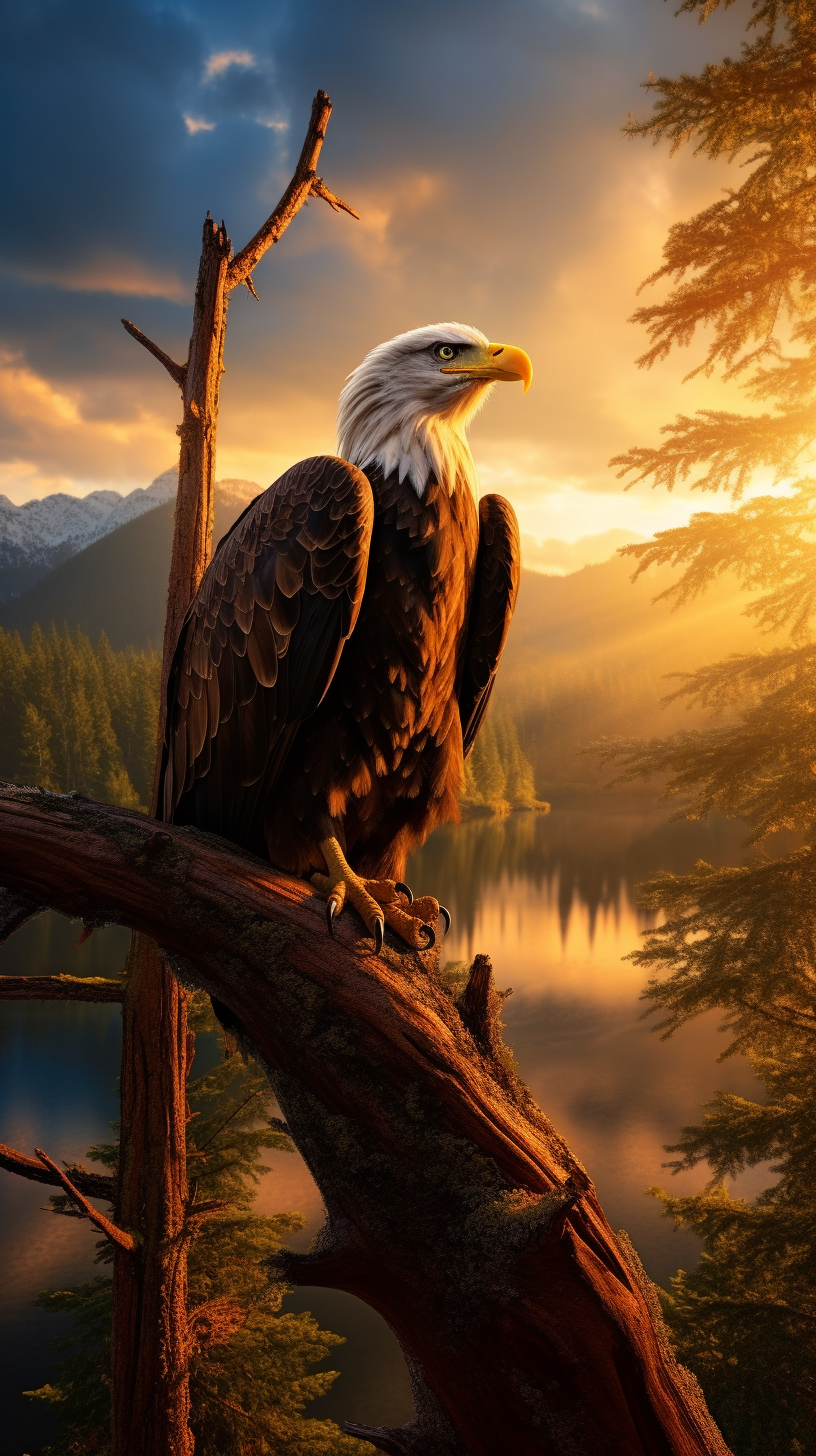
<box><xmin>18</xmin><ymin>701</ymin><xmax>59</xmax><ymax>789</ymax></box>
<box><xmin>26</xmin><ymin>996</ymin><xmax>369</xmax><ymax>1456</ymax></box>
<box><xmin>606</xmin><ymin>2</ymin><xmax>816</xmax><ymax>1456</ymax></box>
<box><xmin>461</xmin><ymin>716</ymin><xmax>508</xmax><ymax>811</ymax></box>
<box><xmin>605</xmin><ymin>2</ymin><xmax>816</xmax><ymax>1452</ymax></box>
<box><xmin>494</xmin><ymin>712</ymin><xmax>542</xmax><ymax>809</ymax></box>
<box><xmin>460</xmin><ymin>707</ymin><xmax>544</xmax><ymax>813</ymax></box>
<box><xmin>0</xmin><ymin>625</ymin><xmax>157</xmax><ymax>808</ymax></box>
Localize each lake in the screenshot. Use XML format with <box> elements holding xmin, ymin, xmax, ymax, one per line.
<box><xmin>0</xmin><ymin>806</ymin><xmax>762</xmax><ymax>1451</ymax></box>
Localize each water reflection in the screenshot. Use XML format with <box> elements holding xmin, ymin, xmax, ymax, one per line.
<box><xmin>0</xmin><ymin>809</ymin><xmax>763</xmax><ymax>1448</ymax></box>
<box><xmin>409</xmin><ymin>807</ymin><xmax>749</xmax><ymax>961</ymax></box>
<box><xmin>0</xmin><ymin>918</ymin><xmax>127</xmax><ymax>1454</ymax></box>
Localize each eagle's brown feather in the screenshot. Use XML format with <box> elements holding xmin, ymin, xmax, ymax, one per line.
<box><xmin>161</xmin><ymin>455</ymin><xmax>374</xmax><ymax>852</ymax></box>
<box><xmin>458</xmin><ymin>494</ymin><xmax>521</xmax><ymax>757</ymax></box>
<box><xmin>161</xmin><ymin>452</ymin><xmax>520</xmax><ymax>882</ymax></box>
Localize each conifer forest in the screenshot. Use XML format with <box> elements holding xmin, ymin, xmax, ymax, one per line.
<box><xmin>0</xmin><ymin>0</ymin><xmax>813</xmax><ymax>1453</ymax></box>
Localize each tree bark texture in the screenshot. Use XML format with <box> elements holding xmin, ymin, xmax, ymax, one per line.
<box><xmin>111</xmin><ymin>937</ymin><xmax>194</xmax><ymax>1456</ymax></box>
<box><xmin>0</xmin><ymin>787</ymin><xmax>732</xmax><ymax>1456</ymax></box>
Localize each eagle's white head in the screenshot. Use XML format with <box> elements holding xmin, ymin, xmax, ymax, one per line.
<box><xmin>337</xmin><ymin>322</ymin><xmax>532</xmax><ymax>497</ymax></box>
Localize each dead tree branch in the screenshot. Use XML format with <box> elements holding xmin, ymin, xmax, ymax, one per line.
<box><xmin>122</xmin><ymin>88</ymin><xmax>356</xmax><ymax>778</ymax></box>
<box><xmin>0</xmin><ymin>782</ymin><xmax>731</xmax><ymax>1456</ymax></box>
<box><xmin>120</xmin><ymin>319</ymin><xmax>187</xmax><ymax>388</ymax></box>
<box><xmin>309</xmin><ymin>174</ymin><xmax>360</xmax><ymax>217</ymax></box>
<box><xmin>0</xmin><ymin>1140</ymin><xmax>115</xmax><ymax>1201</ymax></box>
<box><xmin>227</xmin><ymin>91</ymin><xmax>355</xmax><ymax>291</ymax></box>
<box><xmin>34</xmin><ymin>1148</ymin><xmax>137</xmax><ymax>1252</ymax></box>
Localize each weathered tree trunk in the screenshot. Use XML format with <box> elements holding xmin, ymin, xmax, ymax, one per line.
<box><xmin>111</xmin><ymin>940</ymin><xmax>194</xmax><ymax>1456</ymax></box>
<box><xmin>111</xmin><ymin>209</ymin><xmax>227</xmax><ymax>1456</ymax></box>
<box><xmin>108</xmin><ymin>90</ymin><xmax>357</xmax><ymax>1454</ymax></box>
<box><xmin>109</xmin><ymin>211</ymin><xmax>226</xmax><ymax>1456</ymax></box>
<box><xmin>0</xmin><ymin>788</ymin><xmax>732</xmax><ymax>1456</ymax></box>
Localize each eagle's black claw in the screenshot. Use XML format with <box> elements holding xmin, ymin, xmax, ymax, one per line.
<box><xmin>326</xmin><ymin>900</ymin><xmax>336</xmax><ymax>936</ymax></box>
<box><xmin>418</xmin><ymin>924</ymin><xmax>436</xmax><ymax>951</ymax></box>
<box><xmin>395</xmin><ymin>881</ymin><xmax>413</xmax><ymax>904</ymax></box>
<box><xmin>373</xmin><ymin>917</ymin><xmax>384</xmax><ymax>954</ymax></box>
<box><xmin>439</xmin><ymin>905</ymin><xmax>451</xmax><ymax>935</ymax></box>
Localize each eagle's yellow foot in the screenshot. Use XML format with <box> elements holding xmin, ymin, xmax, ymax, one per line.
<box><xmin>312</xmin><ymin>838</ymin><xmax>449</xmax><ymax>954</ymax></box>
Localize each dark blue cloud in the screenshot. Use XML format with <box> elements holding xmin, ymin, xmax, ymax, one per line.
<box><xmin>0</xmin><ymin>0</ymin><xmax>748</xmax><ymax>497</ymax></box>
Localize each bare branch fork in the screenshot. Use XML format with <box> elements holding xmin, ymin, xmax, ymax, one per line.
<box><xmin>0</xmin><ymin>783</ymin><xmax>732</xmax><ymax>1456</ymax></box>
<box><xmin>122</xmin><ymin>91</ymin><xmax>358</xmax><ymax>388</ymax></box>
<box><xmin>33</xmin><ymin>1148</ymin><xmax>137</xmax><ymax>1252</ymax></box>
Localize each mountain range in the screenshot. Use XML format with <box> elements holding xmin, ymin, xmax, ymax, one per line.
<box><xmin>0</xmin><ymin>469</ymin><xmax>178</xmax><ymax>602</ymax></box>
<box><xmin>0</xmin><ymin>475</ymin><xmax>264</xmax><ymax>644</ymax></box>
<box><xmin>0</xmin><ymin>471</ymin><xmax>759</xmax><ymax>673</ymax></box>
<box><xmin>0</xmin><ymin>471</ymin><xmax>265</xmax><ymax>604</ymax></box>
<box><xmin>1</xmin><ymin>474</ymin><xmax>650</xmax><ymax>607</ymax></box>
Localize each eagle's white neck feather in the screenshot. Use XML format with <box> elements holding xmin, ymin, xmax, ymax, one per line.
<box><xmin>336</xmin><ymin>323</ymin><xmax>493</xmax><ymax>496</ymax></box>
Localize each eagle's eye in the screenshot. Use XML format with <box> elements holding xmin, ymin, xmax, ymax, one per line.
<box><xmin>434</xmin><ymin>343</ymin><xmax>459</xmax><ymax>362</ymax></box>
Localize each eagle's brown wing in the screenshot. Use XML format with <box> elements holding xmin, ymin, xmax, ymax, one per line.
<box><xmin>160</xmin><ymin>456</ymin><xmax>373</xmax><ymax>850</ymax></box>
<box><xmin>457</xmin><ymin>493</ymin><xmax>521</xmax><ymax>757</ymax></box>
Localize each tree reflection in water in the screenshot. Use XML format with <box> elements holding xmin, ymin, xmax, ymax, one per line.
<box><xmin>408</xmin><ymin>806</ymin><xmax>750</xmax><ymax>948</ymax></box>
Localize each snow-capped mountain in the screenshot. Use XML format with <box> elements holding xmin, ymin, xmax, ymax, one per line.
<box><xmin>0</xmin><ymin>467</ymin><xmax>179</xmax><ymax>602</ymax></box>
<box><xmin>0</xmin><ymin>470</ymin><xmax>264</xmax><ymax>603</ymax></box>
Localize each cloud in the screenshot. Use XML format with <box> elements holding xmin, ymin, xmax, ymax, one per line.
<box><xmin>0</xmin><ymin>0</ymin><xmax>753</xmax><ymax>527</ymax></box>
<box><xmin>3</xmin><ymin>255</ymin><xmax>188</xmax><ymax>303</ymax></box>
<box><xmin>204</xmin><ymin>49</ymin><xmax>256</xmax><ymax>81</ymax></box>
<box><xmin>0</xmin><ymin>350</ymin><xmax>177</xmax><ymax>502</ymax></box>
<box><xmin>184</xmin><ymin>115</ymin><xmax>216</xmax><ymax>135</ymax></box>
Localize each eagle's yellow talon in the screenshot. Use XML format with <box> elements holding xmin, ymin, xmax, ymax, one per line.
<box><xmin>314</xmin><ymin>838</ymin><xmax>442</xmax><ymax>953</ymax></box>
<box><xmin>405</xmin><ymin>894</ymin><xmax>439</xmax><ymax>924</ymax></box>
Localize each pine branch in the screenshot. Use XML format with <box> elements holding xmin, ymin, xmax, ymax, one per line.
<box><xmin>191</xmin><ymin>1090</ymin><xmax>265</xmax><ymax>1155</ymax></box>
<box><xmin>610</xmin><ymin>408</ymin><xmax>813</xmax><ymax>496</ymax></box>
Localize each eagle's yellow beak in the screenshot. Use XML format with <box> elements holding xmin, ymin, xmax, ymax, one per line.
<box><xmin>440</xmin><ymin>342</ymin><xmax>533</xmax><ymax>393</ymax></box>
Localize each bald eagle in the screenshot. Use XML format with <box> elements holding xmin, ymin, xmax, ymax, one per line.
<box><xmin>160</xmin><ymin>324</ymin><xmax>530</xmax><ymax>951</ymax></box>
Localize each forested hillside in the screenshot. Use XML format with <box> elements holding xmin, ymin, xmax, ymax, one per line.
<box><xmin>0</xmin><ymin>535</ymin><xmax>770</xmax><ymax>809</ymax></box>
<box><xmin>0</xmin><ymin>625</ymin><xmax>158</xmax><ymax>808</ymax></box>
<box><xmin>0</xmin><ymin>623</ymin><xmax>540</xmax><ymax>816</ymax></box>
<box><xmin>494</xmin><ymin>556</ymin><xmax>769</xmax><ymax>801</ymax></box>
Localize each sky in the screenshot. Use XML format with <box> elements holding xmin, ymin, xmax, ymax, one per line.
<box><xmin>1</xmin><ymin>0</ymin><xmax>754</xmax><ymax>542</ymax></box>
